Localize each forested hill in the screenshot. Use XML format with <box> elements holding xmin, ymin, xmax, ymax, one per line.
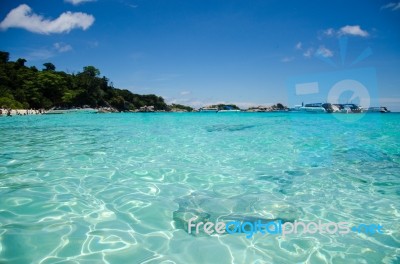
<box><xmin>0</xmin><ymin>51</ymin><xmax>171</xmax><ymax>111</ymax></box>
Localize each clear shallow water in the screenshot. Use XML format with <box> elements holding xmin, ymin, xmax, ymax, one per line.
<box><xmin>0</xmin><ymin>113</ymin><xmax>399</xmax><ymax>264</ymax></box>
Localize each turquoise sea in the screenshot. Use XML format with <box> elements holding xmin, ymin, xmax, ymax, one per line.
<box><xmin>0</xmin><ymin>113</ymin><xmax>399</xmax><ymax>263</ymax></box>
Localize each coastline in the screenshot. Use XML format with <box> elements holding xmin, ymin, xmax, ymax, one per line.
<box><xmin>0</xmin><ymin>108</ymin><xmax>42</xmax><ymax>116</ymax></box>
<box><xmin>1</xmin><ymin>108</ymin><xmax>397</xmax><ymax>116</ymax></box>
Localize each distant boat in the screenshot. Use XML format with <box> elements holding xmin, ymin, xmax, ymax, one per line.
<box><xmin>367</xmin><ymin>107</ymin><xmax>390</xmax><ymax>113</ymax></box>
<box><xmin>300</xmin><ymin>103</ymin><xmax>326</xmax><ymax>113</ymax></box>
<box><xmin>288</xmin><ymin>105</ymin><xmax>303</xmax><ymax>112</ymax></box>
<box><xmin>199</xmin><ymin>107</ymin><xmax>218</xmax><ymax>112</ymax></box>
<box><xmin>297</xmin><ymin>103</ymin><xmax>365</xmax><ymax>113</ymax></box>
<box><xmin>217</xmin><ymin>109</ymin><xmax>241</xmax><ymax>113</ymax></box>
<box><xmin>338</xmin><ymin>104</ymin><xmax>363</xmax><ymax>113</ymax></box>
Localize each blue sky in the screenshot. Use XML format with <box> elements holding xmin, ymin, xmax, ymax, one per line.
<box><xmin>1</xmin><ymin>0</ymin><xmax>399</xmax><ymax>110</ymax></box>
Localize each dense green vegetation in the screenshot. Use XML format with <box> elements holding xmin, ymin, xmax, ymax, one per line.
<box><xmin>209</xmin><ymin>104</ymin><xmax>241</xmax><ymax>110</ymax></box>
<box><xmin>0</xmin><ymin>51</ymin><xmax>172</xmax><ymax>111</ymax></box>
<box><xmin>169</xmin><ymin>104</ymin><xmax>194</xmax><ymax>112</ymax></box>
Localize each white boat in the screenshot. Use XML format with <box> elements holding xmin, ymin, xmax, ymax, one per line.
<box><xmin>217</xmin><ymin>109</ymin><xmax>241</xmax><ymax>112</ymax></box>
<box><xmin>331</xmin><ymin>104</ymin><xmax>341</xmax><ymax>112</ymax></box>
<box><xmin>300</xmin><ymin>103</ymin><xmax>326</xmax><ymax>113</ymax></box>
<box><xmin>199</xmin><ymin>107</ymin><xmax>218</xmax><ymax>112</ymax></box>
<box><xmin>340</xmin><ymin>104</ymin><xmax>363</xmax><ymax>113</ymax></box>
<box><xmin>367</xmin><ymin>107</ymin><xmax>390</xmax><ymax>113</ymax></box>
<box><xmin>289</xmin><ymin>105</ymin><xmax>303</xmax><ymax>111</ymax></box>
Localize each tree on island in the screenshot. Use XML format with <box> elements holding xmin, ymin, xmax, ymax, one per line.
<box><xmin>43</xmin><ymin>63</ymin><xmax>56</xmax><ymax>71</ymax></box>
<box><xmin>272</xmin><ymin>103</ymin><xmax>287</xmax><ymax>110</ymax></box>
<box><xmin>0</xmin><ymin>51</ymin><xmax>9</xmax><ymax>64</ymax></box>
<box><xmin>170</xmin><ymin>104</ymin><xmax>194</xmax><ymax>112</ymax></box>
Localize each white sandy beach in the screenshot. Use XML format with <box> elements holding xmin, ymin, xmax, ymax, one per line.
<box><xmin>0</xmin><ymin>109</ymin><xmax>42</xmax><ymax>116</ymax></box>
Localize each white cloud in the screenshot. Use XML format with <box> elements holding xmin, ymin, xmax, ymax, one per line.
<box><xmin>65</xmin><ymin>0</ymin><xmax>95</xmax><ymax>5</ymax></box>
<box><xmin>180</xmin><ymin>91</ymin><xmax>191</xmax><ymax>96</ymax></box>
<box><xmin>26</xmin><ymin>49</ymin><xmax>55</xmax><ymax>60</ymax></box>
<box><xmin>54</xmin><ymin>42</ymin><xmax>72</xmax><ymax>52</ymax></box>
<box><xmin>303</xmin><ymin>48</ymin><xmax>313</xmax><ymax>58</ymax></box>
<box><xmin>338</xmin><ymin>25</ymin><xmax>369</xmax><ymax>37</ymax></box>
<box><xmin>0</xmin><ymin>4</ymin><xmax>95</xmax><ymax>34</ymax></box>
<box><xmin>281</xmin><ymin>56</ymin><xmax>294</xmax><ymax>62</ymax></box>
<box><xmin>21</xmin><ymin>42</ymin><xmax>73</xmax><ymax>61</ymax></box>
<box><xmin>321</xmin><ymin>25</ymin><xmax>369</xmax><ymax>38</ymax></box>
<box><xmin>88</xmin><ymin>41</ymin><xmax>99</xmax><ymax>48</ymax></box>
<box><xmin>295</xmin><ymin>42</ymin><xmax>302</xmax><ymax>50</ymax></box>
<box><xmin>315</xmin><ymin>46</ymin><xmax>333</xmax><ymax>58</ymax></box>
<box><xmin>301</xmin><ymin>46</ymin><xmax>332</xmax><ymax>59</ymax></box>
<box><xmin>323</xmin><ymin>28</ymin><xmax>335</xmax><ymax>36</ymax></box>
<box><xmin>381</xmin><ymin>2</ymin><xmax>400</xmax><ymax>10</ymax></box>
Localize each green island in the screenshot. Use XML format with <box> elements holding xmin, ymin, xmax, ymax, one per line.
<box><xmin>0</xmin><ymin>51</ymin><xmax>193</xmax><ymax>112</ymax></box>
